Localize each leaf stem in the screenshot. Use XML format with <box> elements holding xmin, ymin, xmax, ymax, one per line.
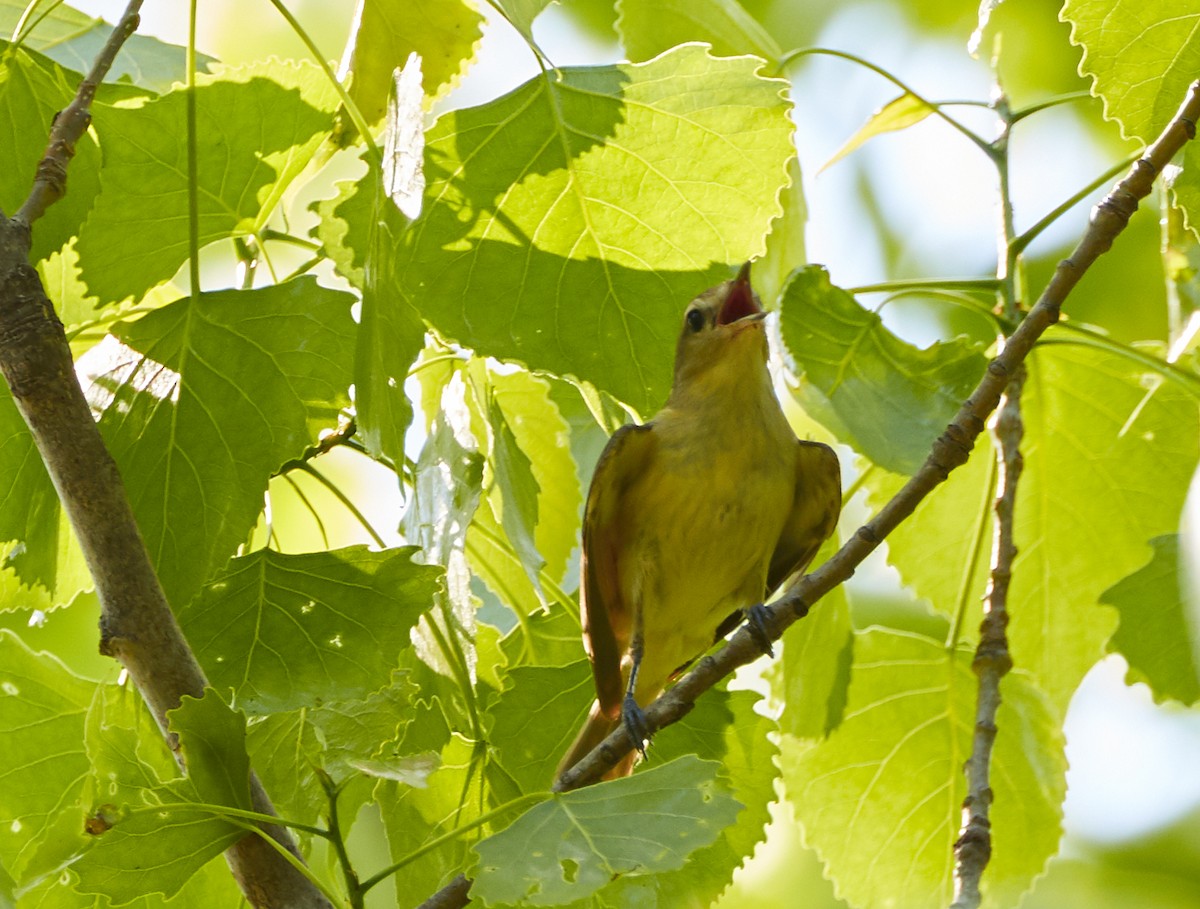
<box><xmin>1012</xmin><ymin>154</ymin><xmax>1138</xmax><ymax>256</ymax></box>
<box><xmin>263</xmin><ymin>0</ymin><xmax>379</xmax><ymax>160</ymax></box>
<box><xmin>1009</xmin><ymin>91</ymin><xmax>1094</xmax><ymax>123</ymax></box>
<box><xmin>847</xmin><ymin>278</ymin><xmax>1000</xmax><ymax>295</ymax></box>
<box><xmin>293</xmin><ymin>461</ymin><xmax>388</xmax><ymax>549</ymax></box>
<box><xmin>776</xmin><ymin>48</ymin><xmax>994</xmax><ymax>158</ymax></box>
<box><xmin>359</xmin><ymin>793</ymin><xmax>546</xmax><ymax>894</ymax></box>
<box><xmin>186</xmin><ymin>0</ymin><xmax>201</xmax><ymax>300</ymax></box>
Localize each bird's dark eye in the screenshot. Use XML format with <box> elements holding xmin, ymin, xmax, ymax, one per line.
<box><xmin>685</xmin><ymin>308</ymin><xmax>705</xmax><ymax>333</ymax></box>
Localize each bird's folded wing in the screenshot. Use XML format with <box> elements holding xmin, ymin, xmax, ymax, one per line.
<box><xmin>581</xmin><ymin>422</ymin><xmax>657</xmax><ymax>719</ymax></box>
<box><xmin>766</xmin><ymin>440</ymin><xmax>842</xmax><ymax>594</ymax></box>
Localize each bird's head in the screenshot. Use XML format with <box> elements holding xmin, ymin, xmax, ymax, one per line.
<box><xmin>671</xmin><ymin>262</ymin><xmax>769</xmax><ymax>397</ymax></box>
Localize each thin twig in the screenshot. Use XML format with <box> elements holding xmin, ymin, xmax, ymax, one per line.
<box><xmin>951</xmin><ymin>365</ymin><xmax>1022</xmax><ymax>909</ymax></box>
<box><xmin>421</xmin><ymin>79</ymin><xmax>1200</xmax><ymax>909</ymax></box>
<box><xmin>15</xmin><ymin>2</ymin><xmax>144</xmax><ymax>225</ymax></box>
<box><xmin>0</xmin><ymin>2</ymin><xmax>331</xmax><ymax>905</ymax></box>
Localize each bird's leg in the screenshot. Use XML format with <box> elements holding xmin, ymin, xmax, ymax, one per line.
<box><xmin>745</xmin><ymin>604</ymin><xmax>776</xmax><ymax>658</ymax></box>
<box><xmin>622</xmin><ymin>603</ymin><xmax>650</xmax><ymax>758</ymax></box>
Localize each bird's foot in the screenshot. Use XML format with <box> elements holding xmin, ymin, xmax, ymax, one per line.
<box><xmin>621</xmin><ymin>694</ymin><xmax>650</xmax><ymax>758</ymax></box>
<box><xmin>746</xmin><ymin>604</ymin><xmax>775</xmax><ymax>658</ymax></box>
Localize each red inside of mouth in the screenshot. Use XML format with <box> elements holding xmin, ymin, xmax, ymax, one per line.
<box><xmin>717</xmin><ymin>277</ymin><xmax>762</xmax><ymax>325</ymax></box>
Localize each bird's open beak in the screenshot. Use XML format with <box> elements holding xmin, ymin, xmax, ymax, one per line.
<box><xmin>717</xmin><ymin>261</ymin><xmax>765</xmax><ymax>326</ymax></box>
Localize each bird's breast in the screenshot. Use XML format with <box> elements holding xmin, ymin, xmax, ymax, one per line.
<box><xmin>618</xmin><ymin>404</ymin><xmax>796</xmax><ymax>696</ymax></box>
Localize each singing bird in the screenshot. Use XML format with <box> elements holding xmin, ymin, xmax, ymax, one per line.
<box><xmin>557</xmin><ymin>263</ymin><xmax>842</xmax><ymax>780</ymax></box>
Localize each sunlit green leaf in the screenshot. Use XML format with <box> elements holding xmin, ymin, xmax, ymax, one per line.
<box><xmin>393</xmin><ymin>45</ymin><xmax>794</xmax><ymax>415</ymax></box>
<box><xmin>869</xmin><ymin>340</ymin><xmax>1199</xmax><ymax>711</ymax></box>
<box><xmin>865</xmin><ymin>440</ymin><xmax>997</xmax><ymax>624</ymax></box>
<box><xmin>782</xmin><ymin>628</ymin><xmax>1065</xmax><ymax>909</ymax></box>
<box><xmin>342</xmin><ymin>0</ymin><xmax>482</xmax><ymax>122</ymax></box>
<box><xmin>1062</xmin><ymin>0</ymin><xmax>1199</xmax><ymax>143</ymax></box>
<box><xmin>0</xmin><ymin>3</ymin><xmax>212</xmax><ymax>92</ymax></box>
<box><xmin>0</xmin><ymin>44</ymin><xmax>102</xmax><ymax>263</ymax></box>
<box><xmin>179</xmin><ymin>547</ymin><xmax>441</xmax><ymax>714</ymax></box>
<box><xmin>79</xmin><ymin>278</ymin><xmax>355</xmax><ymax>610</ymax></box>
<box><xmin>774</xmin><ymin>535</ymin><xmax>854</xmax><ymax>739</ymax></box>
<box><xmin>470</xmin><ymin>757</ymin><xmax>740</xmax><ymax>906</ymax></box>
<box><xmin>821</xmin><ymin>92</ymin><xmax>937</xmax><ymax>172</ymax></box>
<box><xmin>1103</xmin><ymin>534</ymin><xmax>1200</xmax><ymax>706</ymax></box>
<box><xmin>77</xmin><ymin>60</ymin><xmax>338</xmax><ymax>304</ymax></box>
<box><xmin>0</xmin><ymin>632</ymin><xmax>94</xmax><ymax>883</ymax></box>
<box><xmin>490</xmin><ymin>0</ymin><xmax>554</xmax><ymax>39</ymax></box>
<box><xmin>779</xmin><ymin>265</ymin><xmax>988</xmax><ymax>475</ymax></box>
<box><xmin>616</xmin><ymin>0</ymin><xmax>782</xmax><ymax>63</ymax></box>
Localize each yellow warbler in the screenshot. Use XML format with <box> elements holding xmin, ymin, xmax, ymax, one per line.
<box><xmin>557</xmin><ymin>263</ymin><xmax>842</xmax><ymax>779</ymax></box>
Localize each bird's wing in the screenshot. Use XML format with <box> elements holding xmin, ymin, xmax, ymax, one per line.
<box><xmin>766</xmin><ymin>440</ymin><xmax>842</xmax><ymax>594</ymax></box>
<box><xmin>581</xmin><ymin>422</ymin><xmax>656</xmax><ymax>720</ymax></box>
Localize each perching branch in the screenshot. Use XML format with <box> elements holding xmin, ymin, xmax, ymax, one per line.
<box><xmin>951</xmin><ymin>365</ymin><xmax>1023</xmax><ymax>909</ymax></box>
<box><xmin>0</xmin><ymin>4</ymin><xmax>329</xmax><ymax>907</ymax></box>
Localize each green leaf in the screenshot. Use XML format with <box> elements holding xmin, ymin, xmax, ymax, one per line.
<box><xmin>356</xmin><ymin>163</ymin><xmax>425</xmax><ymax>462</ymax></box>
<box><xmin>486</xmin><ymin>367</ymin><xmax>582</xmax><ymax>586</ymax></box>
<box><xmin>1010</xmin><ymin>342</ymin><xmax>1197</xmax><ymax>709</ymax></box>
<box><xmin>73</xmin><ymin>692</ymin><xmax>252</xmax><ymax>902</ymax></box>
<box><xmin>0</xmin><ymin>377</ymin><xmax>90</xmax><ymax>604</ymax></box>
<box><xmin>1103</xmin><ymin>534</ymin><xmax>1200</xmax><ymax>706</ymax></box>
<box><xmin>79</xmin><ymin>278</ymin><xmax>355</xmax><ymax>610</ymax></box>
<box><xmin>309</xmin><ymin>672</ymin><xmax>422</xmax><ymax>781</ymax></box>
<box><xmin>23</xmin><ymin>855</ymin><xmax>241</xmax><ymax>908</ymax></box>
<box><xmin>488</xmin><ymin>659</ymin><xmax>594</xmax><ymax>793</ymax></box>
<box><xmin>244</xmin><ymin>671</ymin><xmax>420</xmax><ymax>827</ymax></box>
<box><xmin>606</xmin><ymin>689</ymin><xmax>778</xmax><ymax>908</ymax></box>
<box><xmin>72</xmin><ymin>804</ymin><xmax>242</xmax><ymax>903</ymax></box>
<box><xmin>167</xmin><ymin>692</ymin><xmax>251</xmax><ymax>811</ymax></box>
<box><xmin>755</xmin><ymin>155</ymin><xmax>807</xmax><ymax>309</ymax></box>
<box><xmin>615</xmin><ymin>0</ymin><xmax>782</xmax><ymax>63</ymax></box>
<box><xmin>342</xmin><ymin>0</ymin><xmax>482</xmax><ymax>122</ymax></box>
<box><xmin>77</xmin><ymin>60</ymin><xmax>338</xmax><ymax>304</ymax></box>
<box><xmin>1062</xmin><ymin>0</ymin><xmax>1200</xmax><ymax>143</ymax></box>
<box><xmin>775</xmin><ymin>535</ymin><xmax>854</xmax><ymax>739</ymax></box>
<box><xmin>497</xmin><ymin>602</ymin><xmax>587</xmax><ymax>670</ymax></box>
<box><xmin>470</xmin><ymin>756</ymin><xmax>741</xmax><ymax>907</ymax></box>
<box><xmin>0</xmin><ymin>4</ymin><xmax>212</xmax><ymax>92</ymax></box>
<box><xmin>0</xmin><ymin>631</ymin><xmax>94</xmax><ymax>883</ymax></box>
<box><xmin>490</xmin><ymin>0</ymin><xmax>554</xmax><ymax>39</ymax></box>
<box><xmin>179</xmin><ymin>546</ymin><xmax>441</xmax><ymax>714</ymax></box>
<box><xmin>394</xmin><ymin>45</ymin><xmax>794</xmax><ymax>415</ymax></box>
<box><xmin>1171</xmin><ymin>144</ymin><xmax>1200</xmax><ymax>241</ymax></box>
<box><xmin>468</xmin><ymin>497</ymin><xmax>544</xmax><ymax>621</ymax></box>
<box><xmin>865</xmin><ymin>442</ymin><xmax>997</xmax><ymax>625</ymax></box>
<box><xmin>485</xmin><ymin>394</ymin><xmax>545</xmax><ymax>596</ymax></box>
<box><xmin>822</xmin><ymin>92</ymin><xmax>937</xmax><ymax>172</ymax></box>
<box><xmin>779</xmin><ymin>265</ymin><xmax>988</xmax><ymax>475</ymax></box>
<box><xmin>871</xmin><ymin>340</ymin><xmax>1200</xmax><ymax>711</ymax></box>
<box><xmin>313</xmin><ymin>161</ymin><xmax>371</xmax><ymax>289</ymax></box>
<box><xmin>781</xmin><ymin>628</ymin><xmax>1065</xmax><ymax>909</ymax></box>
<box><xmin>0</xmin><ymin>44</ymin><xmax>102</xmax><ymax>263</ymax></box>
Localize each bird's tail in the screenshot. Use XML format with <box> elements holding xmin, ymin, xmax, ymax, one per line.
<box><xmin>555</xmin><ymin>699</ymin><xmax>635</xmax><ymax>782</ymax></box>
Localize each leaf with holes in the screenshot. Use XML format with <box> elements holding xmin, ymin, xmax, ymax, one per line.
<box><xmin>470</xmin><ymin>756</ymin><xmax>740</xmax><ymax>906</ymax></box>
<box><xmin>180</xmin><ymin>547</ymin><xmax>441</xmax><ymax>714</ymax></box>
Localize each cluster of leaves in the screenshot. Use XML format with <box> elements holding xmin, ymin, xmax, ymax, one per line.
<box><xmin>0</xmin><ymin>0</ymin><xmax>1198</xmax><ymax>908</ymax></box>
